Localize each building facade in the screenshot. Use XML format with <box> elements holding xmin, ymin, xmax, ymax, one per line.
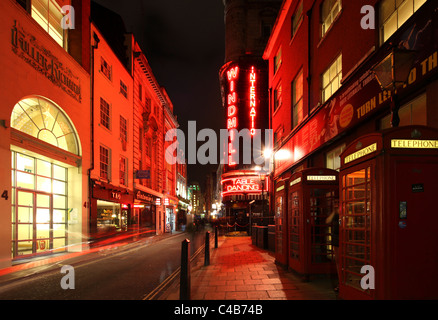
<box><xmin>0</xmin><ymin>0</ymin><xmax>181</xmax><ymax>268</ymax></box>
<box><xmin>88</xmin><ymin>18</ymin><xmax>135</xmax><ymax>238</ymax></box>
<box><xmin>0</xmin><ymin>0</ymin><xmax>91</xmax><ymax>268</ymax></box>
<box><xmin>264</xmin><ymin>0</ymin><xmax>438</xmax><ymax>299</ymax></box>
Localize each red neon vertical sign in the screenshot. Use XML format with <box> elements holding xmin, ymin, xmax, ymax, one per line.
<box><xmin>227</xmin><ymin>66</ymin><xmax>239</xmax><ymax>166</ymax></box>
<box><xmin>249</xmin><ymin>66</ymin><xmax>256</xmax><ymax>136</ymax></box>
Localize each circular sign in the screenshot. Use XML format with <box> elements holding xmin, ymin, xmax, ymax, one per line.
<box><xmin>339</xmin><ymin>104</ymin><xmax>354</xmax><ymax>128</ymax></box>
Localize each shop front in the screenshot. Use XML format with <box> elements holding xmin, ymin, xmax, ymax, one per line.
<box><xmin>90</xmin><ymin>180</ymin><xmax>133</xmax><ymax>238</ymax></box>
<box><xmin>133</xmin><ymin>189</ymin><xmax>157</xmax><ymax>236</ymax></box>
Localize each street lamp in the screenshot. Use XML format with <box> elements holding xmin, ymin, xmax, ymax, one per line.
<box><xmin>372</xmin><ymin>46</ymin><xmax>416</xmax><ymax>127</ymax></box>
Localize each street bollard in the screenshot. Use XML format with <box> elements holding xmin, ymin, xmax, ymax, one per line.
<box><xmin>180</xmin><ymin>239</ymin><xmax>191</xmax><ymax>300</ymax></box>
<box><xmin>215</xmin><ymin>225</ymin><xmax>218</xmax><ymax>249</ymax></box>
<box><xmin>204</xmin><ymin>231</ymin><xmax>210</xmax><ymax>266</ymax></box>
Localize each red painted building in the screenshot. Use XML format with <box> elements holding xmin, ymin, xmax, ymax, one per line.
<box><xmin>0</xmin><ymin>0</ymin><xmax>181</xmax><ymax>269</ymax></box>
<box><xmin>264</xmin><ymin>0</ymin><xmax>438</xmax><ymax>299</ymax></box>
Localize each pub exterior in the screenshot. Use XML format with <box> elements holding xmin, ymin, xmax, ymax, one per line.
<box><xmin>264</xmin><ymin>0</ymin><xmax>438</xmax><ymax>298</ymax></box>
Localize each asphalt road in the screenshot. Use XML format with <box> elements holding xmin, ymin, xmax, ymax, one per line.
<box><xmin>0</xmin><ymin>231</ymin><xmax>207</xmax><ymax>300</ymax></box>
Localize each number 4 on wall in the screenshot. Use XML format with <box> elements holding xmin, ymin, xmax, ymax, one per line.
<box><xmin>1</xmin><ymin>190</ymin><xmax>8</xmax><ymax>200</ymax></box>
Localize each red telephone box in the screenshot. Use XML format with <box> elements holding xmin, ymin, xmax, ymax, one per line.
<box><xmin>274</xmin><ymin>179</ymin><xmax>288</xmax><ymax>267</ymax></box>
<box><xmin>339</xmin><ymin>125</ymin><xmax>438</xmax><ymax>300</ymax></box>
<box><xmin>287</xmin><ymin>168</ymin><xmax>338</xmax><ymax>279</ymax></box>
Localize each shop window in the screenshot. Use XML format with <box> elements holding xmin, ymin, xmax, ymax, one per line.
<box><xmin>321</xmin><ymin>0</ymin><xmax>342</xmax><ymax>37</ymax></box>
<box><xmin>291</xmin><ymin>1</ymin><xmax>304</xmax><ymax>39</ymax></box>
<box><xmin>274</xmin><ymin>47</ymin><xmax>282</xmax><ymax>74</ymax></box>
<box><xmin>321</xmin><ymin>54</ymin><xmax>342</xmax><ymax>104</ymax></box>
<box><xmin>100</xmin><ymin>57</ymin><xmax>112</xmax><ymax>80</ymax></box>
<box><xmin>99</xmin><ymin>145</ymin><xmax>111</xmax><ymax>180</ymax></box>
<box><xmin>11</xmin><ymin>97</ymin><xmax>79</xmax><ymax>155</ymax></box>
<box><xmin>120</xmin><ymin>80</ymin><xmax>128</xmax><ymax>99</ymax></box>
<box><xmin>379</xmin><ymin>0</ymin><xmax>427</xmax><ymax>45</ymax></box>
<box><xmin>292</xmin><ymin>69</ymin><xmax>304</xmax><ymax>129</ymax></box>
<box><xmin>274</xmin><ymin>82</ymin><xmax>282</xmax><ymax>112</ymax></box>
<box><xmin>379</xmin><ymin>93</ymin><xmax>426</xmax><ymax>130</ymax></box>
<box><xmin>100</xmin><ymin>97</ymin><xmax>111</xmax><ymax>130</ymax></box>
<box><xmin>31</xmin><ymin>0</ymin><xmax>68</xmax><ymax>48</ymax></box>
<box><xmin>119</xmin><ymin>156</ymin><xmax>127</xmax><ymax>186</ymax></box>
<box><xmin>326</xmin><ymin>143</ymin><xmax>346</xmax><ymax>171</ymax></box>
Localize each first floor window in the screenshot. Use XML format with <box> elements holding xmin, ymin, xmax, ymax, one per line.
<box><xmin>31</xmin><ymin>0</ymin><xmax>68</xmax><ymax>48</ymax></box>
<box><xmin>119</xmin><ymin>156</ymin><xmax>127</xmax><ymax>186</ymax></box>
<box><xmin>100</xmin><ymin>98</ymin><xmax>111</xmax><ymax>130</ymax></box>
<box><xmin>292</xmin><ymin>70</ymin><xmax>304</xmax><ymax>128</ymax></box>
<box><xmin>274</xmin><ymin>83</ymin><xmax>282</xmax><ymax>112</ymax></box>
<box><xmin>321</xmin><ymin>54</ymin><xmax>342</xmax><ymax>104</ymax></box>
<box><xmin>100</xmin><ymin>146</ymin><xmax>110</xmax><ymax>180</ymax></box>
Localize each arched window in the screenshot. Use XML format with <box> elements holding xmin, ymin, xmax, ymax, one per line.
<box><xmin>10</xmin><ymin>97</ymin><xmax>79</xmax><ymax>155</ymax></box>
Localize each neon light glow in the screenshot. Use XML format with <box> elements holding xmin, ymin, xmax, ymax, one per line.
<box><xmin>221</xmin><ymin>175</ymin><xmax>268</xmax><ymax>196</ymax></box>
<box><xmin>249</xmin><ymin>66</ymin><xmax>256</xmax><ymax>136</ymax></box>
<box><xmin>226</xmin><ymin>66</ymin><xmax>239</xmax><ymax>166</ymax></box>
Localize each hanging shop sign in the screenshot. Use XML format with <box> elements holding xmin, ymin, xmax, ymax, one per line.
<box><xmin>11</xmin><ymin>20</ymin><xmax>82</xmax><ymax>102</ymax></box>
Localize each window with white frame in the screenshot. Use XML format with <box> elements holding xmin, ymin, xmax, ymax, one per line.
<box><xmin>291</xmin><ymin>1</ymin><xmax>304</xmax><ymax>39</ymax></box>
<box><xmin>100</xmin><ymin>57</ymin><xmax>112</xmax><ymax>80</ymax></box>
<box><xmin>274</xmin><ymin>82</ymin><xmax>282</xmax><ymax>111</ymax></box>
<box><xmin>120</xmin><ymin>80</ymin><xmax>128</xmax><ymax>98</ymax></box>
<box><xmin>120</xmin><ymin>115</ymin><xmax>127</xmax><ymax>143</ymax></box>
<box><xmin>31</xmin><ymin>0</ymin><xmax>67</xmax><ymax>48</ymax></box>
<box><xmin>321</xmin><ymin>0</ymin><xmax>342</xmax><ymax>37</ymax></box>
<box><xmin>100</xmin><ymin>145</ymin><xmax>110</xmax><ymax>180</ymax></box>
<box><xmin>119</xmin><ymin>156</ymin><xmax>127</xmax><ymax>186</ymax></box>
<box><xmin>100</xmin><ymin>97</ymin><xmax>111</xmax><ymax>130</ymax></box>
<box><xmin>321</xmin><ymin>54</ymin><xmax>342</xmax><ymax>104</ymax></box>
<box><xmin>274</xmin><ymin>48</ymin><xmax>282</xmax><ymax>74</ymax></box>
<box><xmin>379</xmin><ymin>0</ymin><xmax>427</xmax><ymax>45</ymax></box>
<box><xmin>292</xmin><ymin>69</ymin><xmax>304</xmax><ymax>129</ymax></box>
<box><xmin>326</xmin><ymin>143</ymin><xmax>345</xmax><ymax>171</ymax></box>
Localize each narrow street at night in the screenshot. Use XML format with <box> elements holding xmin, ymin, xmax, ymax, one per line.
<box><xmin>0</xmin><ymin>231</ymin><xmax>206</xmax><ymax>300</ymax></box>
<box><xmin>1</xmin><ymin>0</ymin><xmax>438</xmax><ymax>314</ymax></box>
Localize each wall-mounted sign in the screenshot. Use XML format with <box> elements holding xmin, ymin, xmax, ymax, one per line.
<box><xmin>221</xmin><ymin>175</ymin><xmax>268</xmax><ymax>196</ymax></box>
<box><xmin>391</xmin><ymin>139</ymin><xmax>438</xmax><ymax>149</ymax></box>
<box><xmin>135</xmin><ymin>190</ymin><xmax>155</xmax><ymax>203</ymax></box>
<box><xmin>344</xmin><ymin>143</ymin><xmax>377</xmax><ymax>164</ymax></box>
<box><xmin>135</xmin><ymin>170</ymin><xmax>151</xmax><ymax>179</ymax></box>
<box><xmin>11</xmin><ymin>20</ymin><xmax>82</xmax><ymax>102</ymax></box>
<box><xmin>307</xmin><ymin>175</ymin><xmax>337</xmax><ymax>181</ymax></box>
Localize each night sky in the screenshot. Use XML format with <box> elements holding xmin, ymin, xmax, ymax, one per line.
<box><xmin>93</xmin><ymin>0</ymin><xmax>226</xmax><ymax>186</ymax></box>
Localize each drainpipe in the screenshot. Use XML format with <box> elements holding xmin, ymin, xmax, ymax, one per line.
<box><xmin>87</xmin><ymin>31</ymin><xmax>99</xmax><ymax>240</ymax></box>
<box><xmin>307</xmin><ymin>1</ymin><xmax>316</xmax><ymax>114</ymax></box>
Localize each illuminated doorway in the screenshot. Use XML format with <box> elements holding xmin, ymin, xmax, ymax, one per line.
<box><xmin>10</xmin><ymin>97</ymin><xmax>81</xmax><ymax>259</ymax></box>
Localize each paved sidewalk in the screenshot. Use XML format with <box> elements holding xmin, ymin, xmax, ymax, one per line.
<box><xmin>160</xmin><ymin>235</ymin><xmax>338</xmax><ymax>300</ymax></box>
